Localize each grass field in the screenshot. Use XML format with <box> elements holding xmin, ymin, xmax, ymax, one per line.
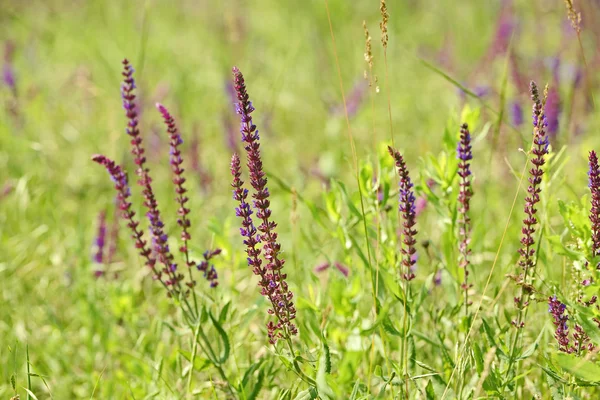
<box><xmin>2</xmin><ymin>0</ymin><xmax>600</xmax><ymax>398</ymax></box>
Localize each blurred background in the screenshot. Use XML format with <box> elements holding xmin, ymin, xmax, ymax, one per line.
<box><xmin>1</xmin><ymin>0</ymin><xmax>600</xmax><ymax>397</ymax></box>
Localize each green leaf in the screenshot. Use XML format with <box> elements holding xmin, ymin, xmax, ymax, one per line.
<box><xmin>316</xmin><ymin>337</ymin><xmax>335</xmax><ymax>399</ymax></box>
<box><xmin>544</xmin><ymin>368</ymin><xmax>565</xmax><ymax>400</ymax></box>
<box><xmin>516</xmin><ymin>328</ymin><xmax>543</xmax><ymax>360</ymax></box>
<box><xmin>472</xmin><ymin>343</ymin><xmax>484</xmax><ymax>374</ymax></box>
<box><xmin>349</xmin><ymin>379</ymin><xmax>361</xmax><ymax>400</ymax></box>
<box><xmin>555</xmin><ymin>353</ymin><xmax>600</xmax><ymax>383</ymax></box>
<box><xmin>481</xmin><ymin>318</ymin><xmax>507</xmax><ymax>360</ymax></box>
<box><xmin>425</xmin><ymin>380</ymin><xmax>435</xmax><ymax>400</ymax></box>
<box><xmin>570</xmin><ymin>303</ymin><xmax>600</xmax><ymax>346</ymax></box>
<box><xmin>208</xmin><ymin>311</ymin><xmax>230</xmax><ymax>364</ymax></box>
<box><xmin>218</xmin><ymin>301</ymin><xmax>231</xmax><ymax>324</ymax></box>
<box><xmin>246</xmin><ymin>366</ymin><xmax>265</xmax><ymax>400</ymax></box>
<box><xmin>241</xmin><ymin>359</ymin><xmax>264</xmax><ymax>389</ymax></box>
<box><xmin>293</xmin><ymin>387</ymin><xmax>318</xmax><ymax>400</ymax></box>
<box><xmin>22</xmin><ymin>388</ymin><xmax>39</xmax><ymax>400</ymax></box>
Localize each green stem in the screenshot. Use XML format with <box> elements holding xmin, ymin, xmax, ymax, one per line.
<box><xmin>285</xmin><ymin>338</ymin><xmax>316</xmax><ymax>386</ymax></box>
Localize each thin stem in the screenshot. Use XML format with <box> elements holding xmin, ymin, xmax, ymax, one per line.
<box><xmin>187</xmin><ymin>321</ymin><xmax>202</xmax><ymax>394</ymax></box>
<box><xmin>285</xmin><ymin>338</ymin><xmax>317</xmax><ymax>386</ymax></box>
<box><xmin>323</xmin><ymin>0</ymin><xmax>376</xmax><ymax>333</ymax></box>
<box><xmin>576</xmin><ymin>33</ymin><xmax>596</xmax><ymax>110</ymax></box>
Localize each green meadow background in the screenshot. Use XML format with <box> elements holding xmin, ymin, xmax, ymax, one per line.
<box><xmin>1</xmin><ymin>0</ymin><xmax>600</xmax><ymax>398</ymax></box>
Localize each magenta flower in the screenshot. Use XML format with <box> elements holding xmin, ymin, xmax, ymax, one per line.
<box><xmin>334</xmin><ymin>262</ymin><xmax>350</xmax><ymax>277</ymax></box>
<box><xmin>230</xmin><ymin>67</ymin><xmax>297</xmax><ymax>344</ymax></box>
<box><xmin>314</xmin><ymin>262</ymin><xmax>330</xmax><ymax>273</ymax></box>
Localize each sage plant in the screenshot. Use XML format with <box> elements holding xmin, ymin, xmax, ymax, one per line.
<box><xmin>157</xmin><ymin>103</ymin><xmax>218</xmax><ymax>288</ymax></box>
<box><xmin>513</xmin><ymin>81</ymin><xmax>549</xmax><ymax>329</ymax></box>
<box><xmin>230</xmin><ymin>66</ymin><xmax>297</xmax><ymax>345</ymax></box>
<box><xmin>94</xmin><ymin>60</ymin><xmax>219</xmax><ymax>297</ymax></box>
<box><xmin>388</xmin><ymin>146</ymin><xmax>417</xmax><ymax>281</ymax></box>
<box><xmin>92</xmin><ymin>60</ymin><xmax>231</xmax><ymax>396</ymax></box>
<box><xmin>457</xmin><ymin>123</ymin><xmax>473</xmax><ymax>309</ymax></box>
<box><xmin>588</xmin><ymin>150</ymin><xmax>600</xmax><ymax>265</ymax></box>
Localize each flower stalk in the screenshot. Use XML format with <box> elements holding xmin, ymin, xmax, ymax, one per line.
<box><xmin>457</xmin><ymin>123</ymin><xmax>473</xmax><ymax>312</ymax></box>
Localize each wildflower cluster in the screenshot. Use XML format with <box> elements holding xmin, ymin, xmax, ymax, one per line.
<box><xmin>230</xmin><ymin>66</ymin><xmax>297</xmax><ymax>344</ymax></box>
<box><xmin>548</xmin><ymin>296</ymin><xmax>595</xmax><ymax>354</ymax></box>
<box><xmin>93</xmin><ymin>60</ymin><xmax>218</xmax><ymax>298</ymax></box>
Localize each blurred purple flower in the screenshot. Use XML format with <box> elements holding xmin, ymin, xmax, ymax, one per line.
<box><xmin>545</xmin><ymin>86</ymin><xmax>561</xmax><ymax>137</ymax></box>
<box><xmin>3</xmin><ymin>41</ymin><xmax>16</xmax><ymax>92</ymax></box>
<box><xmin>314</xmin><ymin>262</ymin><xmax>330</xmax><ymax>273</ymax></box>
<box><xmin>3</xmin><ymin>64</ymin><xmax>15</xmax><ymax>90</ymax></box>
<box><xmin>331</xmin><ymin>79</ymin><xmax>367</xmax><ymax>117</ymax></box>
<box><xmin>415</xmin><ymin>197</ymin><xmax>427</xmax><ymax>216</ymax></box>
<box><xmin>434</xmin><ymin>269</ymin><xmax>442</xmax><ymax>286</ymax></box>
<box><xmin>189</xmin><ymin>129</ymin><xmax>213</xmax><ymax>191</ymax></box>
<box><xmin>93</xmin><ymin>211</ymin><xmax>107</xmax><ymax>264</ymax></box>
<box><xmin>334</xmin><ymin>262</ymin><xmax>349</xmax><ymax>277</ymax></box>
<box><xmin>488</xmin><ymin>4</ymin><xmax>516</xmax><ymax>59</ymax></box>
<box><xmin>107</xmin><ymin>206</ymin><xmax>119</xmax><ymax>264</ymax></box>
<box><xmin>510</xmin><ymin>100</ymin><xmax>523</xmax><ymax>127</ymax></box>
<box><xmin>474</xmin><ymin>86</ymin><xmax>490</xmax><ymax>98</ymax></box>
<box><xmin>223</xmin><ymin>113</ymin><xmax>238</xmax><ymax>152</ymax></box>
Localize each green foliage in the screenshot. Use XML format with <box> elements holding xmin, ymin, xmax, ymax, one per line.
<box><xmin>2</xmin><ymin>0</ymin><xmax>600</xmax><ymax>398</ymax></box>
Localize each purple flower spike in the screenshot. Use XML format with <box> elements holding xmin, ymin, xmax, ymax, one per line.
<box><xmin>548</xmin><ymin>296</ymin><xmax>571</xmax><ymax>353</ymax></box>
<box><xmin>91</xmin><ymin>155</ymin><xmax>168</xmax><ymax>290</ymax></box>
<box><xmin>93</xmin><ymin>211</ymin><xmax>107</xmax><ymax>264</ymax></box>
<box><xmin>513</xmin><ymin>81</ymin><xmax>550</xmax><ymax>327</ymax></box>
<box><xmin>231</xmin><ymin>67</ymin><xmax>297</xmax><ymax>345</ymax></box>
<box><xmin>589</xmin><ymin>151</ymin><xmax>600</xmax><ymax>265</ymax></box>
<box><xmin>518</xmin><ymin>82</ymin><xmax>549</xmax><ymax>274</ymax></box>
<box><xmin>457</xmin><ymin>123</ymin><xmax>474</xmax><ymax>304</ymax></box>
<box><xmin>388</xmin><ymin>146</ymin><xmax>417</xmax><ymax>281</ymax></box>
<box><xmin>157</xmin><ymin>103</ymin><xmax>218</xmax><ymax>288</ymax></box>
<box><xmin>121</xmin><ymin>60</ymin><xmax>182</xmax><ymax>294</ymax></box>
